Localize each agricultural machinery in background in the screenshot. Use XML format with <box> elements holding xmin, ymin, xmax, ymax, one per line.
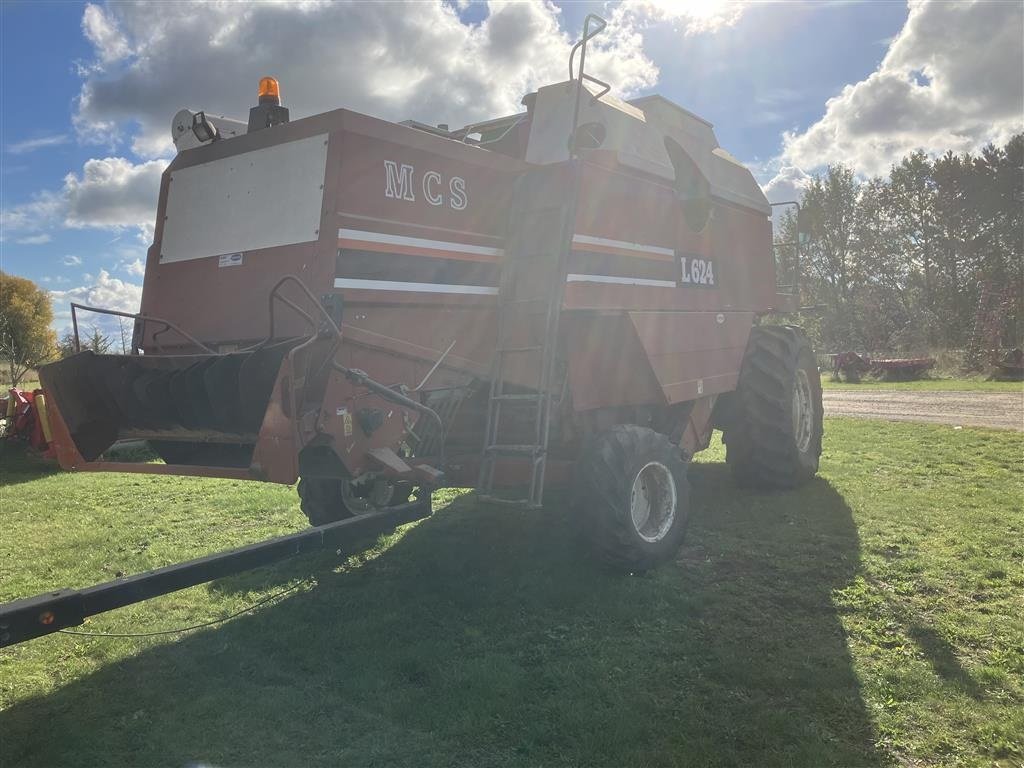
<box><xmin>1</xmin><ymin>387</ymin><xmax>53</xmax><ymax>454</ymax></box>
<box><xmin>830</xmin><ymin>352</ymin><xmax>936</xmax><ymax>382</ymax></box>
<box><xmin>0</xmin><ymin>16</ymin><xmax>823</xmax><ymax>649</ymax></box>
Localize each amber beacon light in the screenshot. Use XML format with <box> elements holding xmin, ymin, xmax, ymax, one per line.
<box><xmin>258</xmin><ymin>76</ymin><xmax>281</xmax><ymax>105</ymax></box>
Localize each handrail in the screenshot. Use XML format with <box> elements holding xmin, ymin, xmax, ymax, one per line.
<box><xmin>568</xmin><ymin>14</ymin><xmax>609</xmax><ymax>157</ymax></box>
<box><xmin>770</xmin><ymin>200</ymin><xmax>802</xmax><ymax>297</ymax></box>
<box><xmin>568</xmin><ymin>14</ymin><xmax>607</xmax><ymax>81</ymax></box>
<box><xmin>258</xmin><ymin>274</ymin><xmax>342</xmax><ymax>350</ymax></box>
<box><xmin>70</xmin><ymin>302</ymin><xmax>217</xmax><ymax>355</ymax></box>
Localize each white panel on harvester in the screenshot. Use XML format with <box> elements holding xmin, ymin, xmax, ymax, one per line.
<box><xmin>160</xmin><ymin>133</ymin><xmax>328</xmax><ymax>263</ymax></box>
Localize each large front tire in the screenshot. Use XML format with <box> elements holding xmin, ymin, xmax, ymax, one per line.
<box><xmin>724</xmin><ymin>325</ymin><xmax>823</xmax><ymax>488</ymax></box>
<box><xmin>576</xmin><ymin>425</ymin><xmax>690</xmax><ymax>572</ymax></box>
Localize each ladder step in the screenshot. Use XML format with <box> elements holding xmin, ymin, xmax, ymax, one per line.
<box><xmin>491</xmin><ymin>393</ymin><xmax>542</xmax><ymax>402</ymax></box>
<box><xmin>485</xmin><ymin>444</ymin><xmax>545</xmax><ymax>455</ymax></box>
<box><xmin>478</xmin><ymin>494</ymin><xmax>540</xmax><ymax>509</ymax></box>
<box><xmin>497</xmin><ymin>345</ymin><xmax>543</xmax><ymax>354</ymax></box>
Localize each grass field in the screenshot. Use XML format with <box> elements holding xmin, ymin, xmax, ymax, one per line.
<box><xmin>820</xmin><ymin>374</ymin><xmax>1024</xmax><ymax>392</ymax></box>
<box><xmin>1</xmin><ymin>419</ymin><xmax>1022</xmax><ymax>767</ymax></box>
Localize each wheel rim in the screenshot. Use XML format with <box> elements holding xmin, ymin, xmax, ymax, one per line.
<box><xmin>792</xmin><ymin>368</ymin><xmax>814</xmax><ymax>453</ymax></box>
<box><xmin>629</xmin><ymin>461</ymin><xmax>677</xmax><ymax>543</ymax></box>
<box><xmin>340</xmin><ymin>479</ymin><xmax>395</xmax><ymax>514</ymax></box>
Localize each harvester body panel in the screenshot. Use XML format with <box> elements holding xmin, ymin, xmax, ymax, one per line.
<box><xmin>41</xmin><ymin>84</ymin><xmax>779</xmax><ymax>489</ymax></box>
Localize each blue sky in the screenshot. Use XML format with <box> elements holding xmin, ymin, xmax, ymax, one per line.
<box><xmin>1</xmin><ymin>1</ymin><xmax>1021</xmax><ymax>332</ymax></box>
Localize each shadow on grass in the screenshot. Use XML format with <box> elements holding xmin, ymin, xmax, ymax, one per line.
<box><xmin>0</xmin><ymin>443</ymin><xmax>61</xmax><ymax>487</ymax></box>
<box><xmin>906</xmin><ymin>623</ymin><xmax>985</xmax><ymax>701</ymax></box>
<box><xmin>2</xmin><ymin>464</ymin><xmax>881</xmax><ymax>767</ymax></box>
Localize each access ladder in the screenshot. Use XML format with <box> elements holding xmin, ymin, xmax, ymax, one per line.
<box><xmin>478</xmin><ymin>164</ymin><xmax>579</xmax><ymax>507</ymax></box>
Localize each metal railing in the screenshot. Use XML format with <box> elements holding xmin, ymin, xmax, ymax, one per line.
<box><xmin>770</xmin><ymin>200</ymin><xmax>802</xmax><ymax>297</ymax></box>
<box><xmin>70</xmin><ymin>303</ymin><xmax>216</xmax><ymax>355</ymax></box>
<box><xmin>568</xmin><ymin>14</ymin><xmax>609</xmax><ymax>157</ymax></box>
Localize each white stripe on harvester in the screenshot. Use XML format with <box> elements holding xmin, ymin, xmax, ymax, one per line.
<box><xmin>566</xmin><ymin>273</ymin><xmax>677</xmax><ymax>288</ymax></box>
<box><xmin>338</xmin><ymin>228</ymin><xmax>503</xmax><ymax>258</ymax></box>
<box><xmin>571</xmin><ymin>234</ymin><xmax>675</xmax><ymax>257</ymax></box>
<box><xmin>334</xmin><ymin>278</ymin><xmax>498</xmax><ymax>295</ymax></box>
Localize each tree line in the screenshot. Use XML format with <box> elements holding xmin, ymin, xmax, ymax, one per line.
<box><xmin>776</xmin><ymin>134</ymin><xmax>1023</xmax><ymax>361</ymax></box>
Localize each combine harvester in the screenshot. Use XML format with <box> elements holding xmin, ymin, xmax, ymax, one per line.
<box><xmin>1</xmin><ymin>17</ymin><xmax>822</xmax><ymax>648</ymax></box>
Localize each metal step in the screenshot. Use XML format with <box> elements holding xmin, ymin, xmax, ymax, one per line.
<box><xmin>496</xmin><ymin>345</ymin><xmax>543</xmax><ymax>354</ymax></box>
<box><xmin>490</xmin><ymin>393</ymin><xmax>542</xmax><ymax>401</ymax></box>
<box><xmin>485</xmin><ymin>444</ymin><xmax>545</xmax><ymax>455</ymax></box>
<box><xmin>478</xmin><ymin>494</ymin><xmax>539</xmax><ymax>508</ymax></box>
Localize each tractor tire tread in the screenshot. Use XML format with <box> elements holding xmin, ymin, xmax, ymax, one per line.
<box><xmin>576</xmin><ymin>425</ymin><xmax>690</xmax><ymax>572</ymax></box>
<box><xmin>297</xmin><ymin>477</ymin><xmax>356</xmax><ymax>526</ymax></box>
<box><xmin>725</xmin><ymin>325</ymin><xmax>823</xmax><ymax>489</ymax></box>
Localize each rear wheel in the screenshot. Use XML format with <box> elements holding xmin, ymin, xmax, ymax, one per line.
<box><xmin>297</xmin><ymin>477</ymin><xmax>413</xmax><ymax>526</ymax></box>
<box><xmin>575</xmin><ymin>425</ymin><xmax>690</xmax><ymax>572</ymax></box>
<box><xmin>724</xmin><ymin>325</ymin><xmax>823</xmax><ymax>488</ymax></box>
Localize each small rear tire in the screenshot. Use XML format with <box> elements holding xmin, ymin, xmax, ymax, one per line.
<box><xmin>724</xmin><ymin>325</ymin><xmax>823</xmax><ymax>488</ymax></box>
<box><xmin>575</xmin><ymin>425</ymin><xmax>690</xmax><ymax>572</ymax></box>
<box><xmin>297</xmin><ymin>477</ymin><xmax>353</xmax><ymax>526</ymax></box>
<box><xmin>297</xmin><ymin>477</ymin><xmax>413</xmax><ymax>526</ymax></box>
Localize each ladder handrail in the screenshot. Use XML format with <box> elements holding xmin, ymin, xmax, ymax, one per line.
<box><xmin>568</xmin><ymin>14</ymin><xmax>607</xmax><ymax>81</ymax></box>
<box><xmin>770</xmin><ymin>200</ymin><xmax>802</xmax><ymax>297</ymax></box>
<box><xmin>568</xmin><ymin>14</ymin><xmax>609</xmax><ymax>157</ymax></box>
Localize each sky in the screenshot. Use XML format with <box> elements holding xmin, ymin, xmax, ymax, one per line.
<box><xmin>1</xmin><ymin>0</ymin><xmax>1022</xmax><ymax>333</ymax></box>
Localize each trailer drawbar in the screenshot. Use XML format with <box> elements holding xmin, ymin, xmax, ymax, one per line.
<box><xmin>0</xmin><ymin>496</ymin><xmax>430</xmax><ymax>648</ymax></box>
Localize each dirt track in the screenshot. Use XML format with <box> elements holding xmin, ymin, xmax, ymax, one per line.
<box><xmin>823</xmin><ymin>390</ymin><xmax>1024</xmax><ymax>431</ymax></box>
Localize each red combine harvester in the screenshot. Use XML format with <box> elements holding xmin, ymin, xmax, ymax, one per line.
<box><xmin>1</xmin><ymin>17</ymin><xmax>822</xmax><ymax>648</ymax></box>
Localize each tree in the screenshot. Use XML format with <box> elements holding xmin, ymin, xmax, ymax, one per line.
<box><xmin>81</xmin><ymin>326</ymin><xmax>114</xmax><ymax>354</ymax></box>
<box><xmin>780</xmin><ymin>134</ymin><xmax>1022</xmax><ymax>360</ymax></box>
<box><xmin>797</xmin><ymin>165</ymin><xmax>864</xmax><ymax>350</ymax></box>
<box><xmin>57</xmin><ymin>330</ymin><xmax>79</xmax><ymax>359</ymax></box>
<box><xmin>0</xmin><ymin>272</ymin><xmax>57</xmax><ymax>387</ymax></box>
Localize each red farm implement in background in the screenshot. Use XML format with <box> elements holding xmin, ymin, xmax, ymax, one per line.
<box><xmin>2</xmin><ymin>387</ymin><xmax>54</xmax><ymax>455</ymax></box>
<box><xmin>831</xmin><ymin>352</ymin><xmax>936</xmax><ymax>382</ymax></box>
<box><xmin>1</xmin><ymin>16</ymin><xmax>824</xmax><ymax>648</ymax></box>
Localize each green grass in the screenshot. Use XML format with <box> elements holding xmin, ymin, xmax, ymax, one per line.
<box><xmin>2</xmin><ymin>378</ymin><xmax>40</xmax><ymax>392</ymax></box>
<box><xmin>820</xmin><ymin>374</ymin><xmax>1023</xmax><ymax>392</ymax></box>
<box><xmin>1</xmin><ymin>420</ymin><xmax>1022</xmax><ymax>767</ymax></box>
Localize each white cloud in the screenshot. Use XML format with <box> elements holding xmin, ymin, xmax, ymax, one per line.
<box><xmin>50</xmin><ymin>269</ymin><xmax>143</xmax><ymax>332</ymax></box>
<box><xmin>762</xmin><ymin>165</ymin><xmax>812</xmax><ymax>205</ymax></box>
<box><xmin>6</xmin><ymin>134</ymin><xmax>70</xmax><ymax>155</ymax></box>
<box><xmin>0</xmin><ymin>193</ymin><xmax>63</xmax><ymax>232</ymax></box>
<box><xmin>780</xmin><ymin>0</ymin><xmax>1023</xmax><ymax>177</ymax></box>
<box><xmin>81</xmin><ymin>3</ymin><xmax>132</xmax><ymax>64</ymax></box>
<box><xmin>610</xmin><ymin>0</ymin><xmax>748</xmax><ymax>37</ymax></box>
<box><xmin>62</xmin><ymin>255</ymin><xmax>83</xmax><ymax>267</ymax></box>
<box><xmin>0</xmin><ymin>156</ymin><xmax>165</xmax><ymax>237</ymax></box>
<box><xmin>72</xmin><ymin>1</ymin><xmax>669</xmax><ymax>157</ymax></box>
<box><xmin>121</xmin><ymin>257</ymin><xmax>145</xmax><ymax>276</ymax></box>
<box><xmin>63</xmin><ymin>156</ymin><xmax>165</xmax><ymax>229</ymax></box>
<box><xmin>15</xmin><ymin>234</ymin><xmax>52</xmax><ymax>245</ymax></box>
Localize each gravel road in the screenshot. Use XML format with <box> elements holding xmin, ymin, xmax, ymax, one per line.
<box><xmin>823</xmin><ymin>390</ymin><xmax>1024</xmax><ymax>431</ymax></box>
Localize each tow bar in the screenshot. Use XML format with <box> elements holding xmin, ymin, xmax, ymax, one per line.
<box><xmin>0</xmin><ymin>496</ymin><xmax>430</xmax><ymax>648</ymax></box>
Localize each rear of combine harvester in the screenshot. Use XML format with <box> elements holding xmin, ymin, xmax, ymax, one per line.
<box><xmin>3</xmin><ymin>16</ymin><xmax>823</xmax><ymax>647</ymax></box>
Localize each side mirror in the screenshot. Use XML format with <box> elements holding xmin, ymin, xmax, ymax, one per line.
<box><xmin>797</xmin><ymin>213</ymin><xmax>812</xmax><ymax>244</ymax></box>
<box><xmin>571</xmin><ymin>121</ymin><xmax>606</xmax><ymax>151</ymax></box>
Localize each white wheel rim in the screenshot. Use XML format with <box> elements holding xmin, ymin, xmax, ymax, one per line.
<box><xmin>341</xmin><ymin>479</ymin><xmax>395</xmax><ymax>514</ymax></box>
<box><xmin>629</xmin><ymin>461</ymin><xmax>677</xmax><ymax>543</ymax></box>
<box><xmin>792</xmin><ymin>368</ymin><xmax>814</xmax><ymax>453</ymax></box>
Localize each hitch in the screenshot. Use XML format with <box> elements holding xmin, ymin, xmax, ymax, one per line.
<box><xmin>0</xmin><ymin>495</ymin><xmax>430</xmax><ymax>648</ymax></box>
